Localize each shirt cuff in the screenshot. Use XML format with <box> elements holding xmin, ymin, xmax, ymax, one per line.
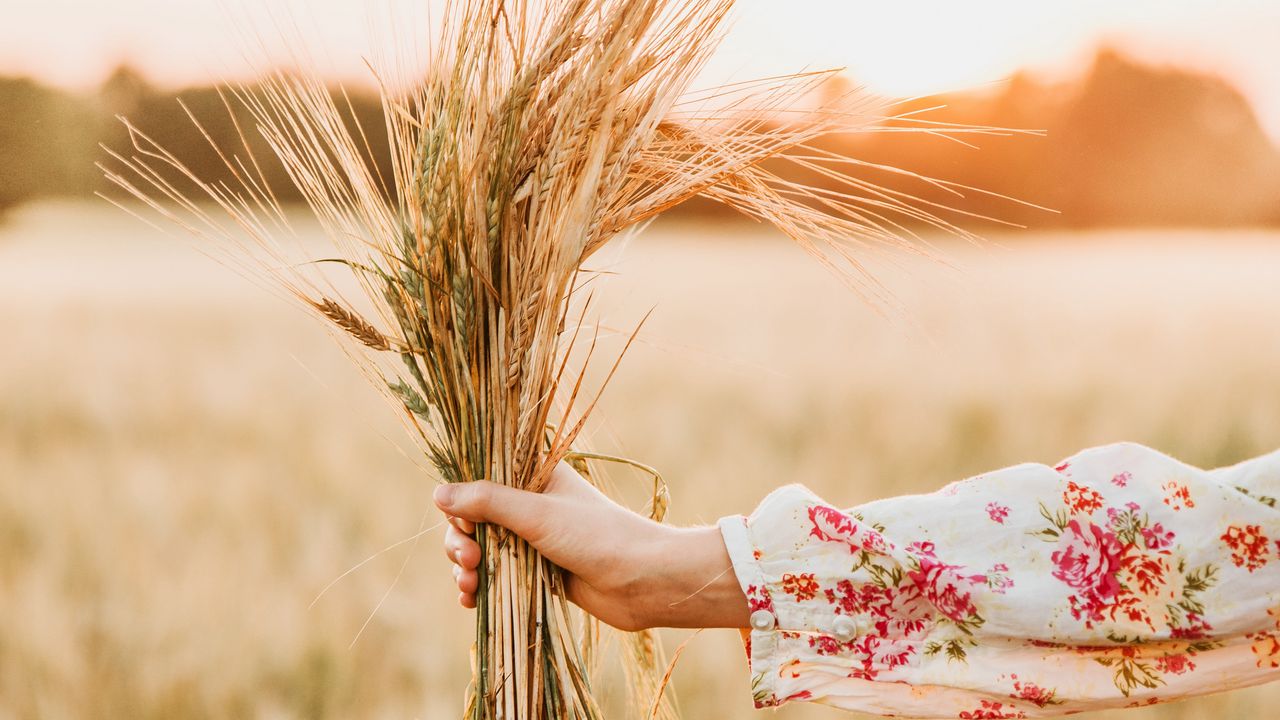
<box><xmin>718</xmin><ymin>483</ymin><xmax>923</xmax><ymax>711</ymax></box>
<box><xmin>718</xmin><ymin>483</ymin><xmax>844</xmax><ymax>709</ymax></box>
<box><xmin>718</xmin><ymin>511</ymin><xmax>788</xmax><ymax>708</ymax></box>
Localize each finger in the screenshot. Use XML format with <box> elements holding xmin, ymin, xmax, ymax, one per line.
<box><xmin>548</xmin><ymin>460</ymin><xmax>598</xmax><ymax>498</ymax></box>
<box><xmin>434</xmin><ymin>481</ymin><xmax>552</xmax><ymax>544</ymax></box>
<box><xmin>445</xmin><ymin>524</ymin><xmax>481</xmax><ymax>569</ymax></box>
<box><xmin>459</xmin><ymin>591</ymin><xmax>476</xmax><ymax>610</ymax></box>
<box><xmin>456</xmin><ymin>566</ymin><xmax>478</xmax><ymax>594</ymax></box>
<box><xmin>448</xmin><ymin>514</ymin><xmax>476</xmax><ymax>535</ymax></box>
<box><xmin>444</xmin><ymin>524</ymin><xmax>480</xmax><ymax>568</ymax></box>
<box><xmin>549</xmin><ymin>460</ymin><xmax>628</xmax><ymax>511</ymax></box>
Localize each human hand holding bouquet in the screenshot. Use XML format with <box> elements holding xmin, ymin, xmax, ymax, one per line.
<box><xmin>438</xmin><ymin>462</ymin><xmax>750</xmax><ymax>631</ymax></box>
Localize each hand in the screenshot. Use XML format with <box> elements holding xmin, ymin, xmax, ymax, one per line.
<box><xmin>434</xmin><ymin>462</ymin><xmax>749</xmax><ymax>631</ymax></box>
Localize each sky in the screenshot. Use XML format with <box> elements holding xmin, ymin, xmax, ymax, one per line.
<box><xmin>5</xmin><ymin>0</ymin><xmax>1280</xmax><ymax>138</ymax></box>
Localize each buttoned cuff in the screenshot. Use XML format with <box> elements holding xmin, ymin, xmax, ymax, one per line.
<box><xmin>718</xmin><ymin>484</ymin><xmax>895</xmax><ymax>710</ymax></box>
<box><xmin>718</xmin><ymin>511</ymin><xmax>788</xmax><ymax>708</ymax></box>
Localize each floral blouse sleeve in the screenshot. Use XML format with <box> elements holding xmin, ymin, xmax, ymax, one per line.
<box><xmin>717</xmin><ymin>442</ymin><xmax>1280</xmax><ymax>718</ymax></box>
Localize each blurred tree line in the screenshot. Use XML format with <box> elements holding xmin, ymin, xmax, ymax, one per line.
<box><xmin>2</xmin><ymin>49</ymin><xmax>1278</xmax><ymax>227</ymax></box>
<box><xmin>816</xmin><ymin>49</ymin><xmax>1280</xmax><ymax>228</ymax></box>
<box><xmin>0</xmin><ymin>65</ymin><xmax>390</xmax><ymax>216</ymax></box>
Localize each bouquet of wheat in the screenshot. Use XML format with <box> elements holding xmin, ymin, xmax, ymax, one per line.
<box><xmin>100</xmin><ymin>0</ymin><xmax>1014</xmax><ymax>717</ymax></box>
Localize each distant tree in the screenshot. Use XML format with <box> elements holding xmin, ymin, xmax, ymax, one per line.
<box><xmin>1055</xmin><ymin>49</ymin><xmax>1280</xmax><ymax>226</ymax></box>
<box><xmin>98</xmin><ymin>65</ymin><xmax>153</xmax><ymax>124</ymax></box>
<box><xmin>0</xmin><ymin>77</ymin><xmax>102</xmax><ymax>211</ymax></box>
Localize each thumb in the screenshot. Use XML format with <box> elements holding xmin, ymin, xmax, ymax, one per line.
<box><xmin>434</xmin><ymin>481</ymin><xmax>551</xmax><ymax>543</ymax></box>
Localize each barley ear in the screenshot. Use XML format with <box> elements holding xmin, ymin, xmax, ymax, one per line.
<box><xmin>308</xmin><ymin>297</ymin><xmax>391</xmax><ymax>352</ymax></box>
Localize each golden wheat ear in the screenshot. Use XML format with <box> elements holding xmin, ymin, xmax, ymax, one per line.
<box><xmin>99</xmin><ymin>1</ymin><xmax>1033</xmax><ymax>718</ymax></box>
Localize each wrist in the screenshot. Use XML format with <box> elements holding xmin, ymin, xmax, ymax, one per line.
<box><xmin>631</xmin><ymin>524</ymin><xmax>749</xmax><ymax>630</ymax></box>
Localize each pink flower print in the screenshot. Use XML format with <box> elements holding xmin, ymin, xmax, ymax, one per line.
<box><xmin>986</xmin><ymin>502</ymin><xmax>1010</xmax><ymax>524</ymax></box>
<box><xmin>809</xmin><ymin>634</ymin><xmax>856</xmax><ymax>656</ymax></box>
<box><xmin>1055</xmin><ymin>461</ymin><xmax>1071</xmax><ymax>474</ymax></box>
<box><xmin>816</xmin><ymin>582</ymin><xmax>932</xmax><ymax>681</ymax></box>
<box><xmin>1051</xmin><ymin>519</ymin><xmax>1123</xmax><ymax>601</ymax></box>
<box><xmin>1172</xmin><ymin>612</ymin><xmax>1214</xmax><ymax>640</ymax></box>
<box><xmin>857</xmin><ymin>632</ymin><xmax>916</xmax><ymax>672</ymax></box>
<box><xmin>878</xmin><ymin>584</ymin><xmax>934</xmax><ymax>638</ymax></box>
<box><xmin>824</xmin><ymin>579</ymin><xmax>887</xmax><ymax>617</ymax></box>
<box><xmin>1154</xmin><ymin>653</ymin><xmax>1196</xmax><ymax>675</ymax></box>
<box><xmin>1111</xmin><ymin>471</ymin><xmax>1131</xmax><ymax>487</ymax></box>
<box><xmin>1011</xmin><ymin>675</ymin><xmax>1059</xmax><ymax>707</ymax></box>
<box><xmin>1140</xmin><ymin>521</ymin><xmax>1175</xmax><ymax>550</ymax></box>
<box><xmin>960</xmin><ymin>699</ymin><xmax>1027</xmax><ymax>719</ymax></box>
<box><xmin>987</xmin><ymin>564</ymin><xmax>1014</xmax><ymax>594</ymax></box>
<box><xmin>906</xmin><ymin>540</ymin><xmax>936</xmax><ymax>557</ymax></box>
<box><xmin>745</xmin><ymin>583</ymin><xmax>775</xmax><ymax>614</ymax></box>
<box><xmin>809</xmin><ymin>505</ymin><xmax>890</xmax><ymax>555</ymax></box>
<box><xmin>906</xmin><ymin>556</ymin><xmax>979</xmax><ymax>622</ymax></box>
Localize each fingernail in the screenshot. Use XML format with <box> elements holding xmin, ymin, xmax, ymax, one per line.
<box><xmin>434</xmin><ymin>484</ymin><xmax>455</xmax><ymax>508</ymax></box>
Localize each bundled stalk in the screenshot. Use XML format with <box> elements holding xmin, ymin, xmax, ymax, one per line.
<box><xmin>100</xmin><ymin>1</ymin><xmax>1026</xmax><ymax>717</ymax></box>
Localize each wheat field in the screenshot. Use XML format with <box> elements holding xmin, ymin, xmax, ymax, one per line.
<box><xmin>2</xmin><ymin>200</ymin><xmax>1280</xmax><ymax>719</ymax></box>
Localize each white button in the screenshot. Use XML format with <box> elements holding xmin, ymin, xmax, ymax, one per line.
<box><xmin>832</xmin><ymin>616</ymin><xmax>858</xmax><ymax>642</ymax></box>
<box><xmin>749</xmin><ymin>609</ymin><xmax>776</xmax><ymax>631</ymax></box>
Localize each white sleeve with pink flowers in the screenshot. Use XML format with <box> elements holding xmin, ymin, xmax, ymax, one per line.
<box><xmin>717</xmin><ymin>442</ymin><xmax>1280</xmax><ymax>718</ymax></box>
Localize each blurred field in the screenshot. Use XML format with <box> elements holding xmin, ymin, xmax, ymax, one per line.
<box><xmin>2</xmin><ymin>200</ymin><xmax>1280</xmax><ymax>719</ymax></box>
